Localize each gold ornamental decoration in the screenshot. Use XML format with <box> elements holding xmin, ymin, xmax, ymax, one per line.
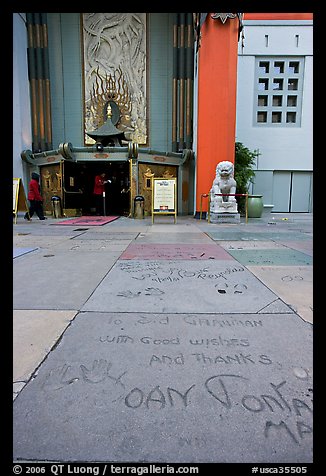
<box><xmin>86</xmin><ymin>66</ymin><xmax>133</xmax><ymax>143</ymax></box>
<box><xmin>211</xmin><ymin>13</ymin><xmax>237</xmax><ymax>24</ymax></box>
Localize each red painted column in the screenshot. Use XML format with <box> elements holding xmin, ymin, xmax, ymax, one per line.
<box><xmin>195</xmin><ymin>14</ymin><xmax>239</xmax><ymax>214</ymax></box>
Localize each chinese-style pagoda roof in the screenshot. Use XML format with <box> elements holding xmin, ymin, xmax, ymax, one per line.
<box><xmin>86</xmin><ymin>105</ymin><xmax>126</xmax><ymax>146</ymax></box>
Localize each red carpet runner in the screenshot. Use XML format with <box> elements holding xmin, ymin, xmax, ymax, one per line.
<box><xmin>52</xmin><ymin>216</ymin><xmax>119</xmax><ymax>226</ymax></box>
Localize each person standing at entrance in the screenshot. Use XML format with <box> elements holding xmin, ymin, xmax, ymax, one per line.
<box><xmin>93</xmin><ymin>172</ymin><xmax>110</xmax><ymax>215</ymax></box>
<box><xmin>24</xmin><ymin>172</ymin><xmax>46</xmax><ymax>220</ymax></box>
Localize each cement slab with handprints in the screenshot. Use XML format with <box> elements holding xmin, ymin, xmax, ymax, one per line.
<box><xmin>120</xmin><ymin>243</ymin><xmax>234</xmax><ymax>260</ymax></box>
<box><xmin>13</xmin><ymin>311</ymin><xmax>313</xmax><ymax>463</ymax></box>
<box><xmin>247</xmin><ymin>266</ymin><xmax>313</xmax><ymax>323</ymax></box>
<box><xmin>226</xmin><ymin>249</ymin><xmax>312</xmax><ymax>266</ymax></box>
<box><xmin>81</xmin><ymin>260</ymin><xmax>280</xmax><ymax>314</ymax></box>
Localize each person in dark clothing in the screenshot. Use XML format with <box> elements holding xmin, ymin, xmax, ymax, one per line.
<box><xmin>24</xmin><ymin>172</ymin><xmax>46</xmax><ymax>220</ymax></box>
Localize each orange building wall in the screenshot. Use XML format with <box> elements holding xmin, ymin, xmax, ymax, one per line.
<box><xmin>196</xmin><ymin>14</ymin><xmax>239</xmax><ymax>213</ymax></box>
<box><xmin>194</xmin><ymin>12</ymin><xmax>312</xmax><ymax>214</ymax></box>
<box><xmin>244</xmin><ymin>13</ymin><xmax>313</xmax><ymax>20</ymax></box>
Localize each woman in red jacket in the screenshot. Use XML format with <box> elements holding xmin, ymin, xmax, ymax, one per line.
<box><xmin>93</xmin><ymin>172</ymin><xmax>110</xmax><ymax>215</ymax></box>
<box><xmin>24</xmin><ymin>172</ymin><xmax>46</xmax><ymax>220</ymax></box>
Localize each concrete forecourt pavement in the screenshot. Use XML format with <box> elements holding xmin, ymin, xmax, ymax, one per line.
<box><xmin>13</xmin><ymin>212</ymin><xmax>313</xmax><ymax>464</ymax></box>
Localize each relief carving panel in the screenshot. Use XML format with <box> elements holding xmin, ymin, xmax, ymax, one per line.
<box><xmin>82</xmin><ymin>13</ymin><xmax>147</xmax><ymax>144</ymax></box>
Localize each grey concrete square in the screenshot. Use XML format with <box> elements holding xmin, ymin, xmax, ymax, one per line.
<box><xmin>207</xmin><ymin>231</ymin><xmax>312</xmax><ymax>242</ymax></box>
<box><xmin>135</xmin><ymin>232</ymin><xmax>213</xmax><ymax>244</ymax></box>
<box><xmin>13</xmin><ymin>310</ymin><xmax>77</xmax><ymax>382</ymax></box>
<box><xmin>219</xmin><ymin>241</ymin><xmax>287</xmax><ymax>250</ymax></box>
<box><xmin>82</xmin><ymin>260</ymin><xmax>279</xmax><ymax>313</ymax></box>
<box><xmin>13</xmin><ymin>247</ymin><xmax>38</xmax><ymax>258</ymax></box>
<box><xmin>248</xmin><ymin>266</ymin><xmax>313</xmax><ymax>323</ymax></box>
<box><xmin>206</xmin><ymin>231</ymin><xmax>271</xmax><ymax>241</ymax></box>
<box><xmin>13</xmin><ymin>311</ymin><xmax>312</xmax><ymax>463</ymax></box>
<box><xmin>14</xmin><ymin>225</ymin><xmax>87</xmax><ymax>236</ymax></box>
<box><xmin>120</xmin><ymin>243</ymin><xmax>234</xmax><ymax>260</ymax></box>
<box><xmin>13</xmin><ymin>235</ymin><xmax>70</xmax><ymax>248</ymax></box>
<box><xmin>267</xmin><ymin>232</ymin><xmax>313</xmax><ymax>241</ymax></box>
<box><xmin>277</xmin><ymin>240</ymin><xmax>313</xmax><ymax>257</ymax></box>
<box><xmin>227</xmin><ymin>249</ymin><xmax>312</xmax><ymax>266</ymax></box>
<box><xmin>52</xmin><ymin>239</ymin><xmax>130</xmax><ymax>253</ymax></box>
<box><xmin>13</xmin><ymin>251</ymin><xmax>119</xmax><ymax>310</ymax></box>
<box><xmin>72</xmin><ymin>232</ymin><xmax>139</xmax><ymax>241</ymax></box>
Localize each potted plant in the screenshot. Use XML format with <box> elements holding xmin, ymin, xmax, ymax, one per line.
<box><xmin>234</xmin><ymin>142</ymin><xmax>262</xmax><ymax>217</ymax></box>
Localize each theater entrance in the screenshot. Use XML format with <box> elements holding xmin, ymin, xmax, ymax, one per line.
<box><xmin>62</xmin><ymin>160</ymin><xmax>130</xmax><ymax>216</ymax></box>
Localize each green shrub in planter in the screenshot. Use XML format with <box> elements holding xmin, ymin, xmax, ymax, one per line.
<box><xmin>234</xmin><ymin>142</ymin><xmax>259</xmax><ymax>215</ymax></box>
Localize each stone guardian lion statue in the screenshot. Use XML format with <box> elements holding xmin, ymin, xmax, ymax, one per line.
<box><xmin>210</xmin><ymin>161</ymin><xmax>238</xmax><ymax>214</ymax></box>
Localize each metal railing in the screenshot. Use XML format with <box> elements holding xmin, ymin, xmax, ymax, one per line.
<box><xmin>200</xmin><ymin>193</ymin><xmax>249</xmax><ymax>223</ymax></box>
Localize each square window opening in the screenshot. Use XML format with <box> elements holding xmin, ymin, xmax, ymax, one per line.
<box><xmin>272</xmin><ymin>96</ymin><xmax>283</xmax><ymax>106</ymax></box>
<box><xmin>289</xmin><ymin>61</ymin><xmax>300</xmax><ymax>73</ymax></box>
<box><xmin>274</xmin><ymin>61</ymin><xmax>284</xmax><ymax>74</ymax></box>
<box><xmin>273</xmin><ymin>79</ymin><xmax>283</xmax><ymax>90</ymax></box>
<box><xmin>286</xmin><ymin>112</ymin><xmax>296</xmax><ymax>123</ymax></box>
<box><xmin>272</xmin><ymin>112</ymin><xmax>282</xmax><ymax>123</ymax></box>
<box><xmin>258</xmin><ymin>95</ymin><xmax>268</xmax><ymax>106</ymax></box>
<box><xmin>259</xmin><ymin>61</ymin><xmax>270</xmax><ymax>74</ymax></box>
<box><xmin>288</xmin><ymin>79</ymin><xmax>298</xmax><ymax>90</ymax></box>
<box><xmin>287</xmin><ymin>95</ymin><xmax>297</xmax><ymax>107</ymax></box>
<box><xmin>257</xmin><ymin>111</ymin><xmax>267</xmax><ymax>123</ymax></box>
<box><xmin>258</xmin><ymin>78</ymin><xmax>269</xmax><ymax>90</ymax></box>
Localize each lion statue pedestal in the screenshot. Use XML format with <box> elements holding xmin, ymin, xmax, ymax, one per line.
<box><xmin>209</xmin><ymin>161</ymin><xmax>240</xmax><ymax>223</ymax></box>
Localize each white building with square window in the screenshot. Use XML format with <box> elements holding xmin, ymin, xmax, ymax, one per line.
<box><xmin>236</xmin><ymin>16</ymin><xmax>313</xmax><ymax>212</ymax></box>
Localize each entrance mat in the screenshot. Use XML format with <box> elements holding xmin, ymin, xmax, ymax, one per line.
<box><xmin>52</xmin><ymin>216</ymin><xmax>119</xmax><ymax>226</ymax></box>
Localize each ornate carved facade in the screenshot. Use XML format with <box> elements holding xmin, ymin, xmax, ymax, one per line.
<box><xmin>82</xmin><ymin>13</ymin><xmax>147</xmax><ymax>144</ymax></box>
